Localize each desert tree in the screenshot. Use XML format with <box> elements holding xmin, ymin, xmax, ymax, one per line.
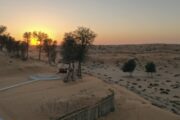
<box><xmin>145</xmin><ymin>62</ymin><xmax>156</xmax><ymax>78</ymax></box>
<box><xmin>43</xmin><ymin>39</ymin><xmax>57</xmax><ymax>64</ymax></box>
<box><xmin>33</xmin><ymin>31</ymin><xmax>48</xmax><ymax>60</ymax></box>
<box><xmin>0</xmin><ymin>34</ymin><xmax>12</xmax><ymax>53</ymax></box>
<box><xmin>0</xmin><ymin>34</ymin><xmax>8</xmax><ymax>51</ymax></box>
<box><xmin>50</xmin><ymin>41</ymin><xmax>57</xmax><ymax>64</ymax></box>
<box><xmin>0</xmin><ymin>25</ymin><xmax>6</xmax><ymax>35</ymax></box>
<box><xmin>74</xmin><ymin>27</ymin><xmax>96</xmax><ymax>77</ymax></box>
<box><xmin>13</xmin><ymin>40</ymin><xmax>21</xmax><ymax>57</ymax></box>
<box><xmin>5</xmin><ymin>35</ymin><xmax>15</xmax><ymax>54</ymax></box>
<box><xmin>1</xmin><ymin>34</ymin><xmax>26</xmax><ymax>59</ymax></box>
<box><xmin>0</xmin><ymin>26</ymin><xmax>27</xmax><ymax>60</ymax></box>
<box><xmin>122</xmin><ymin>59</ymin><xmax>136</xmax><ymax>77</ymax></box>
<box><xmin>61</xmin><ymin>32</ymin><xmax>77</xmax><ymax>81</ymax></box>
<box><xmin>43</xmin><ymin>38</ymin><xmax>52</xmax><ymax>63</ymax></box>
<box><xmin>23</xmin><ymin>32</ymin><xmax>31</xmax><ymax>59</ymax></box>
<box><xmin>19</xmin><ymin>41</ymin><xmax>27</xmax><ymax>60</ymax></box>
<box><xmin>0</xmin><ymin>25</ymin><xmax>7</xmax><ymax>51</ymax></box>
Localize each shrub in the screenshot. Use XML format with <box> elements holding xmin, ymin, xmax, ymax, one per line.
<box><xmin>122</xmin><ymin>59</ymin><xmax>136</xmax><ymax>77</ymax></box>
<box><xmin>145</xmin><ymin>62</ymin><xmax>156</xmax><ymax>77</ymax></box>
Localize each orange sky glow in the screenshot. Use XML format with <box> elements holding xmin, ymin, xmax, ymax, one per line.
<box><xmin>0</xmin><ymin>0</ymin><xmax>180</xmax><ymax>45</ymax></box>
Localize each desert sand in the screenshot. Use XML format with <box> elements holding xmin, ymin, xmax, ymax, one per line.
<box><xmin>0</xmin><ymin>44</ymin><xmax>180</xmax><ymax>120</ymax></box>
<box><xmin>84</xmin><ymin>44</ymin><xmax>180</xmax><ymax>115</ymax></box>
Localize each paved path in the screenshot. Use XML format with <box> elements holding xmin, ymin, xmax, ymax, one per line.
<box><xmin>0</xmin><ymin>74</ymin><xmax>62</xmax><ymax>120</ymax></box>
<box><xmin>0</xmin><ymin>80</ymin><xmax>38</xmax><ymax>92</ymax></box>
<box><xmin>0</xmin><ymin>74</ymin><xmax>61</xmax><ymax>92</ymax></box>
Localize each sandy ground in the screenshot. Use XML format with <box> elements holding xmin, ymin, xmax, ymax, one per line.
<box><xmin>84</xmin><ymin>44</ymin><xmax>180</xmax><ymax>115</ymax></box>
<box><xmin>0</xmin><ymin>44</ymin><xmax>180</xmax><ymax>120</ymax></box>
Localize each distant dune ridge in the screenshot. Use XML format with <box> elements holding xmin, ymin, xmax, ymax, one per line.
<box><xmin>0</xmin><ymin>44</ymin><xmax>180</xmax><ymax>120</ymax></box>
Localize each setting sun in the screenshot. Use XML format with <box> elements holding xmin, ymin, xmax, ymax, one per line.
<box><xmin>24</xmin><ymin>25</ymin><xmax>57</xmax><ymax>45</ymax></box>
<box><xmin>30</xmin><ymin>38</ymin><xmax>39</xmax><ymax>46</ymax></box>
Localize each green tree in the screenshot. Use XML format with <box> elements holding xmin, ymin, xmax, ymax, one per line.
<box><xmin>33</xmin><ymin>31</ymin><xmax>48</xmax><ymax>60</ymax></box>
<box><xmin>74</xmin><ymin>27</ymin><xmax>96</xmax><ymax>77</ymax></box>
<box><xmin>23</xmin><ymin>32</ymin><xmax>31</xmax><ymax>59</ymax></box>
<box><xmin>61</xmin><ymin>32</ymin><xmax>77</xmax><ymax>81</ymax></box>
<box><xmin>145</xmin><ymin>62</ymin><xmax>156</xmax><ymax>78</ymax></box>
<box><xmin>122</xmin><ymin>59</ymin><xmax>136</xmax><ymax>77</ymax></box>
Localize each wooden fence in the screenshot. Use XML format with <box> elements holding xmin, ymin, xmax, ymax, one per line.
<box><xmin>56</xmin><ymin>90</ymin><xmax>115</xmax><ymax>120</ymax></box>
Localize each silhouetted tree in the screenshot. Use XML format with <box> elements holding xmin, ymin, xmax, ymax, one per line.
<box><xmin>23</xmin><ymin>32</ymin><xmax>31</xmax><ymax>59</ymax></box>
<box><xmin>0</xmin><ymin>25</ymin><xmax>6</xmax><ymax>35</ymax></box>
<box><xmin>0</xmin><ymin>34</ymin><xmax>26</xmax><ymax>59</ymax></box>
<box><xmin>0</xmin><ymin>26</ymin><xmax>27</xmax><ymax>61</ymax></box>
<box><xmin>5</xmin><ymin>35</ymin><xmax>15</xmax><ymax>54</ymax></box>
<box><xmin>50</xmin><ymin>41</ymin><xmax>57</xmax><ymax>64</ymax></box>
<box><xmin>33</xmin><ymin>31</ymin><xmax>48</xmax><ymax>60</ymax></box>
<box><xmin>43</xmin><ymin>38</ymin><xmax>52</xmax><ymax>63</ymax></box>
<box><xmin>0</xmin><ymin>35</ymin><xmax>8</xmax><ymax>51</ymax></box>
<box><xmin>61</xmin><ymin>32</ymin><xmax>78</xmax><ymax>81</ymax></box>
<box><xmin>74</xmin><ymin>27</ymin><xmax>96</xmax><ymax>78</ymax></box>
<box><xmin>145</xmin><ymin>62</ymin><xmax>156</xmax><ymax>78</ymax></box>
<box><xmin>13</xmin><ymin>40</ymin><xmax>21</xmax><ymax>57</ymax></box>
<box><xmin>19</xmin><ymin>41</ymin><xmax>27</xmax><ymax>60</ymax></box>
<box><xmin>43</xmin><ymin>38</ymin><xmax>57</xmax><ymax>64</ymax></box>
<box><xmin>122</xmin><ymin>59</ymin><xmax>136</xmax><ymax>77</ymax></box>
<box><xmin>0</xmin><ymin>25</ymin><xmax>7</xmax><ymax>51</ymax></box>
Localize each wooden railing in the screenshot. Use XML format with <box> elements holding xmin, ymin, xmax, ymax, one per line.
<box><xmin>56</xmin><ymin>89</ymin><xmax>115</xmax><ymax>120</ymax></box>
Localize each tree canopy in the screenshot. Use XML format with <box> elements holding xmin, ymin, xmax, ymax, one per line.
<box><xmin>60</xmin><ymin>27</ymin><xmax>97</xmax><ymax>81</ymax></box>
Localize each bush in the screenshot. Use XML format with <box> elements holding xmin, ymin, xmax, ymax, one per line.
<box><xmin>145</xmin><ymin>62</ymin><xmax>156</xmax><ymax>77</ymax></box>
<box><xmin>122</xmin><ymin>59</ymin><xmax>136</xmax><ymax>76</ymax></box>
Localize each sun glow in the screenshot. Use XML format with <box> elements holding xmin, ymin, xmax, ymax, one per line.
<box><xmin>30</xmin><ymin>38</ymin><xmax>39</xmax><ymax>46</ymax></box>
<box><xmin>22</xmin><ymin>25</ymin><xmax>58</xmax><ymax>45</ymax></box>
<box><xmin>25</xmin><ymin>25</ymin><xmax>57</xmax><ymax>37</ymax></box>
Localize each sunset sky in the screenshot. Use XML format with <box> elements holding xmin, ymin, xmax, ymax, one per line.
<box><xmin>0</xmin><ymin>0</ymin><xmax>180</xmax><ymax>44</ymax></box>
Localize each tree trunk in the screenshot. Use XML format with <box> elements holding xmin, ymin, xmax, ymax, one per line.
<box><xmin>39</xmin><ymin>46</ymin><xmax>41</xmax><ymax>60</ymax></box>
<box><xmin>48</xmin><ymin>51</ymin><xmax>51</xmax><ymax>64</ymax></box>
<box><xmin>71</xmin><ymin>62</ymin><xmax>75</xmax><ymax>81</ymax></box>
<box><xmin>27</xmin><ymin>46</ymin><xmax>29</xmax><ymax>59</ymax></box>
<box><xmin>77</xmin><ymin>61</ymin><xmax>82</xmax><ymax>78</ymax></box>
<box><xmin>26</xmin><ymin>39</ymin><xmax>29</xmax><ymax>59</ymax></box>
<box><xmin>151</xmin><ymin>73</ymin><xmax>153</xmax><ymax>78</ymax></box>
<box><xmin>129</xmin><ymin>72</ymin><xmax>133</xmax><ymax>77</ymax></box>
<box><xmin>0</xmin><ymin>45</ymin><xmax>2</xmax><ymax>51</ymax></box>
<box><xmin>65</xmin><ymin>63</ymin><xmax>71</xmax><ymax>82</ymax></box>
